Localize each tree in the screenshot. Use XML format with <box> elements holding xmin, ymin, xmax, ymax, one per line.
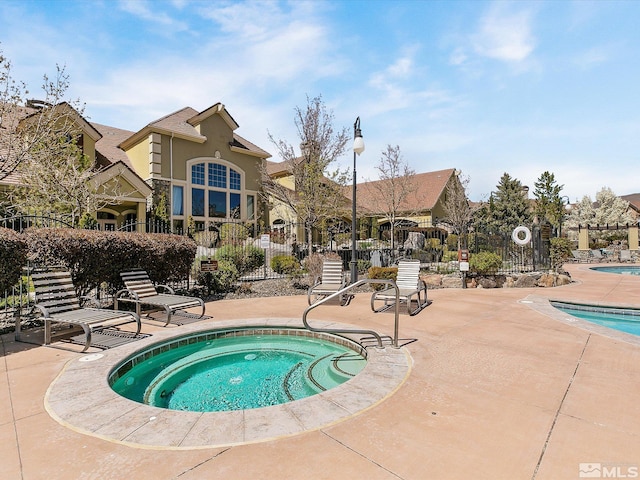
<box><xmin>478</xmin><ymin>173</ymin><xmax>532</xmax><ymax>235</ymax></box>
<box><xmin>363</xmin><ymin>145</ymin><xmax>418</xmax><ymax>250</ymax></box>
<box><xmin>9</xmin><ymin>127</ymin><xmax>130</xmax><ymax>225</ymax></box>
<box><xmin>261</xmin><ymin>95</ymin><xmax>350</xmax><ymax>254</ymax></box>
<box><xmin>440</xmin><ymin>171</ymin><xmax>477</xmax><ymax>249</ymax></box>
<box><xmin>0</xmin><ymin>49</ymin><xmax>83</xmax><ymax>181</ymax></box>
<box><xmin>564</xmin><ymin>187</ymin><xmax>633</xmax><ymax>243</ymax></box>
<box><xmin>533</xmin><ymin>171</ymin><xmax>564</xmax><ymax>233</ymax></box>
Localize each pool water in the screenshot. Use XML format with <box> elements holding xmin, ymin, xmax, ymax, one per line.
<box><xmin>591</xmin><ymin>266</ymin><xmax>640</xmax><ymax>275</ymax></box>
<box><xmin>109</xmin><ymin>330</ymin><xmax>366</xmax><ymax>412</ymax></box>
<box><xmin>551</xmin><ymin>301</ymin><xmax>640</xmax><ymax>336</ymax></box>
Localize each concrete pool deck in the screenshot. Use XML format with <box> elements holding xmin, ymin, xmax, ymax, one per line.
<box><xmin>2</xmin><ymin>262</ymin><xmax>640</xmax><ymax>479</ymax></box>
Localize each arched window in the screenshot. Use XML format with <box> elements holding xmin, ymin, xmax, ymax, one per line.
<box><xmin>189</xmin><ymin>160</ymin><xmax>245</xmax><ymax>221</ymax></box>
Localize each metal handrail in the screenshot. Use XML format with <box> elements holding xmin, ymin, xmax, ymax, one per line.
<box><xmin>302</xmin><ymin>278</ymin><xmax>400</xmax><ymax>348</ymax></box>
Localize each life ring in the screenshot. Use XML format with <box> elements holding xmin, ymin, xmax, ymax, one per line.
<box><xmin>512</xmin><ymin>226</ymin><xmax>531</xmax><ymax>245</ymax></box>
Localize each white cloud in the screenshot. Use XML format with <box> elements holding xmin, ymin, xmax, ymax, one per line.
<box><xmin>117</xmin><ymin>0</ymin><xmax>189</xmax><ymax>30</ymax></box>
<box><xmin>573</xmin><ymin>45</ymin><xmax>611</xmax><ymax>70</ymax></box>
<box><xmin>472</xmin><ymin>2</ymin><xmax>536</xmax><ymax>63</ymax></box>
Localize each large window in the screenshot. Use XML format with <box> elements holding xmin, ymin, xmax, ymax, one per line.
<box><xmin>189</xmin><ymin>160</ymin><xmax>250</xmax><ymax>221</ymax></box>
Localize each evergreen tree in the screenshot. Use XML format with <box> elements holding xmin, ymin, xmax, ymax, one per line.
<box><xmin>482</xmin><ymin>173</ymin><xmax>532</xmax><ymax>235</ymax></box>
<box><xmin>533</xmin><ymin>171</ymin><xmax>564</xmax><ymax>231</ymax></box>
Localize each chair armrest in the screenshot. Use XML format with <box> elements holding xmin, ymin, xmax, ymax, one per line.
<box><xmin>156</xmin><ymin>284</ymin><xmax>175</xmax><ymax>294</ymax></box>
<box><xmin>115</xmin><ymin>288</ymin><xmax>140</xmax><ymax>301</ymax></box>
<box><xmin>34</xmin><ymin>304</ymin><xmax>51</xmax><ymax>318</ymax></box>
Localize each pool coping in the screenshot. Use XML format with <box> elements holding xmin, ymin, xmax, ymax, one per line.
<box><xmin>521</xmin><ymin>294</ymin><xmax>640</xmax><ymax>347</ymax></box>
<box><xmin>44</xmin><ymin>318</ymin><xmax>412</xmax><ymax>450</ymax></box>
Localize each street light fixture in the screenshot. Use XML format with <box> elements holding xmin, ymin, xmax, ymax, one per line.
<box><xmin>351</xmin><ymin>117</ymin><xmax>365</xmax><ymax>284</ymax></box>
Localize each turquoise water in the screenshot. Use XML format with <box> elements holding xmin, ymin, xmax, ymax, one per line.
<box><xmin>551</xmin><ymin>301</ymin><xmax>640</xmax><ymax>336</ymax></box>
<box><xmin>591</xmin><ymin>266</ymin><xmax>640</xmax><ymax>275</ymax></box>
<box><xmin>110</xmin><ymin>331</ymin><xmax>366</xmax><ymax>412</ymax></box>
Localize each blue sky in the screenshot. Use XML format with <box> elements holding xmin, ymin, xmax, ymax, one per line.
<box><xmin>1</xmin><ymin>0</ymin><xmax>639</xmax><ymax>202</ymax></box>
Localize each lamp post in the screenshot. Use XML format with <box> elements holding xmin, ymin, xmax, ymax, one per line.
<box><xmin>351</xmin><ymin>117</ymin><xmax>365</xmax><ymax>284</ymax></box>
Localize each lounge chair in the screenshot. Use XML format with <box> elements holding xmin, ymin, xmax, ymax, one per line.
<box><xmin>590</xmin><ymin>249</ymin><xmax>605</xmax><ymax>262</ymax></box>
<box><xmin>570</xmin><ymin>250</ymin><xmax>591</xmax><ymax>263</ymax></box>
<box><xmin>371</xmin><ymin>259</ymin><xmax>428</xmax><ymax>315</ymax></box>
<box><xmin>620</xmin><ymin>249</ymin><xmax>633</xmax><ymax>262</ymax></box>
<box><xmin>32</xmin><ymin>270</ymin><xmax>141</xmax><ymax>352</ymax></box>
<box><xmin>308</xmin><ymin>259</ymin><xmax>347</xmax><ymax>305</ymax></box>
<box><xmin>116</xmin><ymin>270</ymin><xmax>205</xmax><ymax>326</ymax></box>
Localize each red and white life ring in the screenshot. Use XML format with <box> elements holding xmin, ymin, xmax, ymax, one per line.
<box><xmin>512</xmin><ymin>226</ymin><xmax>531</xmax><ymax>246</ymax></box>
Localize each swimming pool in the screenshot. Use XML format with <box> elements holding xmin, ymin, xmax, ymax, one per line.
<box><xmin>109</xmin><ymin>328</ymin><xmax>366</xmax><ymax>412</ymax></box>
<box><xmin>591</xmin><ymin>266</ymin><xmax>640</xmax><ymax>275</ymax></box>
<box><xmin>550</xmin><ymin>301</ymin><xmax>640</xmax><ymax>336</ymax></box>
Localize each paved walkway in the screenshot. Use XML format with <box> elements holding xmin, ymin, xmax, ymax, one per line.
<box><xmin>1</xmin><ymin>263</ymin><xmax>639</xmax><ymax>479</ymax></box>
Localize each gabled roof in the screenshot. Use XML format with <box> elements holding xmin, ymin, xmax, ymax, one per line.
<box><xmin>621</xmin><ymin>193</ymin><xmax>640</xmax><ymax>214</ymax></box>
<box><xmin>118</xmin><ymin>107</ymin><xmax>206</xmax><ymax>150</ymax></box>
<box><xmin>116</xmin><ymin>103</ymin><xmax>270</xmax><ymax>158</ymax></box>
<box><xmin>92</xmin><ymin>122</ymin><xmax>135</xmax><ymax>169</ymax></box>
<box><xmin>352</xmin><ymin>168</ymin><xmax>456</xmax><ymax>214</ymax></box>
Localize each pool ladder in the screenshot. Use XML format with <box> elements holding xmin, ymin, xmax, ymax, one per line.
<box><xmin>302</xmin><ymin>278</ymin><xmax>400</xmax><ymax>349</ymax></box>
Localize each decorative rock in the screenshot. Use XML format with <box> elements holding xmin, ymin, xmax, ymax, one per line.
<box><xmin>515</xmin><ymin>274</ymin><xmax>540</xmax><ymax>288</ymax></box>
<box><xmin>422</xmin><ymin>274</ymin><xmax>443</xmax><ymax>288</ymax></box>
<box><xmin>477</xmin><ymin>277</ymin><xmax>497</xmax><ymax>289</ymax></box>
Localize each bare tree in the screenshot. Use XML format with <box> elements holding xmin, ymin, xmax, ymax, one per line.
<box><xmin>363</xmin><ymin>145</ymin><xmax>418</xmax><ymax>250</ymax></box>
<box><xmin>261</xmin><ymin>95</ymin><xmax>350</xmax><ymax>254</ymax></box>
<box><xmin>10</xmin><ymin>136</ymin><xmax>131</xmax><ymax>225</ymax></box>
<box><xmin>1</xmin><ymin>49</ymin><xmax>84</xmax><ymax>181</ymax></box>
<box><xmin>440</xmin><ymin>171</ymin><xmax>477</xmax><ymax>249</ymax></box>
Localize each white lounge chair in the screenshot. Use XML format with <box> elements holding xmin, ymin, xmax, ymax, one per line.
<box><xmin>371</xmin><ymin>259</ymin><xmax>428</xmax><ymax>315</ymax></box>
<box><xmin>32</xmin><ymin>270</ymin><xmax>141</xmax><ymax>352</ymax></box>
<box><xmin>116</xmin><ymin>270</ymin><xmax>205</xmax><ymax>326</ymax></box>
<box><xmin>307</xmin><ymin>259</ymin><xmax>347</xmax><ymax>305</ymax></box>
<box><xmin>619</xmin><ymin>249</ymin><xmax>633</xmax><ymax>262</ymax></box>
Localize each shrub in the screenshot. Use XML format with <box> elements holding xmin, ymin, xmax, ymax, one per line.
<box><xmin>0</xmin><ymin>228</ymin><xmax>27</xmax><ymax>293</ymax></box>
<box><xmin>469</xmin><ymin>251</ymin><xmax>502</xmax><ymax>274</ymax></box>
<box><xmin>215</xmin><ymin>244</ymin><xmax>264</xmax><ymax>275</ymax></box>
<box><xmin>243</xmin><ymin>245</ymin><xmax>266</xmax><ymax>272</ymax></box>
<box><xmin>550</xmin><ymin>237</ymin><xmax>573</xmax><ymax>272</ymax></box>
<box><xmin>357</xmin><ymin>259</ymin><xmax>371</xmax><ymax>274</ymax></box>
<box><xmin>196</xmin><ymin>259</ymin><xmax>238</xmax><ymax>294</ymax></box>
<box><xmin>271</xmin><ymin>255</ymin><xmax>301</xmax><ymax>275</ymax></box>
<box><xmin>219</xmin><ymin>223</ymin><xmax>249</xmax><ymax>246</ymax></box>
<box><xmin>22</xmin><ymin>228</ymin><xmax>196</xmax><ymax>295</ymax></box>
<box><xmin>367</xmin><ymin>266</ymin><xmax>398</xmax><ymax>291</ymax></box>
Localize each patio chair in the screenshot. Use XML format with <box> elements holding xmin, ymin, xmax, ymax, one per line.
<box><xmin>619</xmin><ymin>249</ymin><xmax>633</xmax><ymax>262</ymax></box>
<box><xmin>32</xmin><ymin>270</ymin><xmax>141</xmax><ymax>352</ymax></box>
<box><xmin>307</xmin><ymin>259</ymin><xmax>347</xmax><ymax>305</ymax></box>
<box><xmin>590</xmin><ymin>249</ymin><xmax>605</xmax><ymax>262</ymax></box>
<box><xmin>116</xmin><ymin>270</ymin><xmax>205</xmax><ymax>326</ymax></box>
<box><xmin>371</xmin><ymin>259</ymin><xmax>428</xmax><ymax>315</ymax></box>
<box><xmin>570</xmin><ymin>250</ymin><xmax>591</xmax><ymax>263</ymax></box>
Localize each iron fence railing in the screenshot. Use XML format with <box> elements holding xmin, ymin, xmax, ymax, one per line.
<box><xmin>1</xmin><ymin>215</ymin><xmax>552</xmax><ymax>317</ymax></box>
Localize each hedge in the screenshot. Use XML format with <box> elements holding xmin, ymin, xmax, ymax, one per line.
<box><xmin>0</xmin><ymin>228</ymin><xmax>28</xmax><ymax>292</ymax></box>
<box><xmin>22</xmin><ymin>228</ymin><xmax>197</xmax><ymax>295</ymax></box>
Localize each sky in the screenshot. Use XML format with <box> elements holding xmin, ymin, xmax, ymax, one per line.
<box><xmin>1</xmin><ymin>0</ymin><xmax>639</xmax><ymax>202</ymax></box>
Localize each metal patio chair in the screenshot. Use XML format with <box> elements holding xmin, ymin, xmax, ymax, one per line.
<box><xmin>307</xmin><ymin>259</ymin><xmax>348</xmax><ymax>305</ymax></box>
<box><xmin>116</xmin><ymin>270</ymin><xmax>205</xmax><ymax>326</ymax></box>
<box><xmin>32</xmin><ymin>270</ymin><xmax>141</xmax><ymax>352</ymax></box>
<box><xmin>371</xmin><ymin>259</ymin><xmax>428</xmax><ymax>315</ymax></box>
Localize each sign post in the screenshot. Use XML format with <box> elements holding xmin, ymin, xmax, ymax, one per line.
<box><xmin>260</xmin><ymin>234</ymin><xmax>270</xmax><ymax>278</ymax></box>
